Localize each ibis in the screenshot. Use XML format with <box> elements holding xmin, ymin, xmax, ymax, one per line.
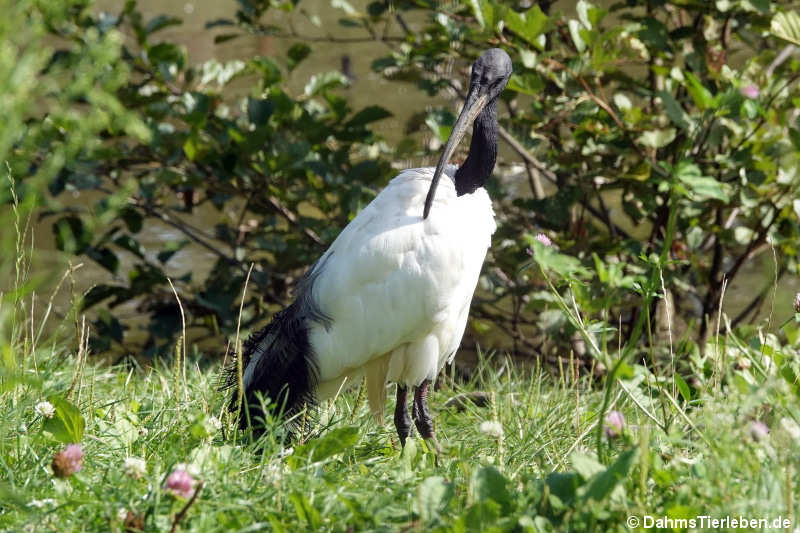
<box><xmin>228</xmin><ymin>48</ymin><xmax>513</xmax><ymax>452</ymax></box>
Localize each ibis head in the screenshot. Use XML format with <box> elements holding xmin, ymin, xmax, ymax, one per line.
<box><xmin>423</xmin><ymin>48</ymin><xmax>513</xmax><ymax>219</ymax></box>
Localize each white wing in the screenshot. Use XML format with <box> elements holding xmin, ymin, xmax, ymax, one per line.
<box><xmin>308</xmin><ymin>166</ymin><xmax>495</xmax><ymax>402</ymax></box>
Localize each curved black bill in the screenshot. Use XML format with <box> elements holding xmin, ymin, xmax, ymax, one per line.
<box><xmin>422</xmin><ymin>88</ymin><xmax>488</xmax><ymax>219</ymax></box>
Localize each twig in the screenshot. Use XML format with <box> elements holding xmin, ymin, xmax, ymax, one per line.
<box><xmin>731</xmin><ymin>265</ymin><xmax>787</xmax><ymax>328</ymax></box>
<box><xmin>766</xmin><ymin>45</ymin><xmax>797</xmax><ymax>79</ymax></box>
<box><xmin>504</xmin><ymin>101</ymin><xmax>545</xmax><ymax>199</ymax></box>
<box><xmin>265</xmin><ymin>195</ymin><xmax>324</xmax><ymax>245</ymax></box>
<box><xmin>169</xmin><ymin>481</ymin><xmax>204</xmax><ymax>533</ymax></box>
<box><xmin>127</xmin><ymin>196</ymin><xmax>243</xmax><ymax>269</ymax></box>
<box><xmin>732</xmin><ymin>72</ymin><xmax>800</xmax><ymax>151</ymax></box>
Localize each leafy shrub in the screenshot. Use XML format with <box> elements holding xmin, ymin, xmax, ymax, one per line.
<box><xmin>10</xmin><ymin>0</ymin><xmax>800</xmax><ymax>364</ymax></box>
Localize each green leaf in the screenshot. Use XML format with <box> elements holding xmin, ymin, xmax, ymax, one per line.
<box><xmin>638</xmin><ymin>128</ymin><xmax>676</xmax><ymax>148</ymax></box>
<box><xmin>367</xmin><ymin>2</ymin><xmax>387</xmax><ymax>16</ymax></box>
<box><xmin>53</xmin><ymin>216</ymin><xmax>92</xmax><ymax>255</ymax></box>
<box><xmin>0</xmin><ymin>481</ymin><xmax>25</xmax><ymax>508</ymax></box>
<box><xmin>119</xmin><ymin>207</ymin><xmax>143</xmax><ymax>233</ymax></box>
<box><xmin>613</xmin><ymin>361</ymin><xmax>635</xmax><ymax>380</ymax></box>
<box><xmin>657</xmin><ymin>91</ymin><xmax>691</xmax><ymax>130</ymax></box>
<box><xmin>247</xmin><ymin>98</ymin><xmax>274</xmax><ymax>126</ymax></box>
<box><xmin>470</xmin><ymin>466</ymin><xmax>511</xmax><ymax>511</ymax></box>
<box><xmin>287</xmin><ymin>43</ymin><xmax>311</xmax><ymax>72</ymax></box>
<box><xmin>458</xmin><ymin>500</ymin><xmax>501</xmax><ymax>531</ymax></box>
<box><xmin>249</xmin><ymin>57</ymin><xmax>282</xmax><ymax>86</ymax></box>
<box><xmin>418</xmin><ymin>476</ymin><xmax>454</xmax><ymax>522</ymax></box>
<box><xmin>504</xmin><ymin>6</ymin><xmax>548</xmax><ymax>47</ymax></box>
<box><xmin>288</xmin><ymin>492</ymin><xmax>322</xmax><ymax>528</ymax></box>
<box><xmin>526</xmin><ymin>235</ymin><xmax>589</xmax><ymax>278</ymax></box>
<box><xmin>43</xmin><ymin>396</ymin><xmax>85</xmax><ymax>444</ymax></box>
<box><xmin>87</xmin><ymin>246</ymin><xmax>120</xmax><ymax>274</ymax></box>
<box><xmin>145</xmin><ymin>15</ymin><xmax>182</xmax><ymax>35</ymax></box>
<box><xmin>577</xmin><ymin>0</ymin><xmax>606</xmax><ymax>29</ymax></box>
<box><xmin>183</xmin><ymin>92</ymin><xmax>211</xmax><ymax>126</ymax></box>
<box><xmin>147</xmin><ymin>42</ymin><xmax>185</xmax><ymax>81</ymax></box>
<box><xmin>214</xmin><ymin>34</ymin><xmax>240</xmax><ymax>44</ymax></box>
<box><xmin>674</xmin><ymin>373</ymin><xmax>691</xmax><ymax>403</ymax></box>
<box><xmin>287</xmin><ymin>426</ymin><xmax>359</xmax><ymax>468</ymax></box>
<box><xmin>571</xmin><ymin>451</ymin><xmax>605</xmax><ymax>480</ymax></box>
<box><xmin>674</xmin><ymin>161</ymin><xmax>730</xmax><ymax>203</ymax></box>
<box><xmin>582</xmin><ymin>448</ymin><xmax>637</xmax><ymax>503</ymax></box>
<box><xmin>345</xmin><ymin>106</ymin><xmax>392</xmax><ymax>128</ymax></box>
<box><xmin>183</xmin><ymin>137</ymin><xmax>198</xmax><ymax>161</ymax></box>
<box><xmin>568</xmin><ymin>19</ymin><xmax>586</xmax><ymax>52</ymax></box>
<box><xmin>468</xmin><ymin>0</ymin><xmax>494</xmax><ymax>30</ymax></box>
<box><xmin>545</xmin><ymin>472</ymin><xmax>582</xmax><ymax>505</ymax></box>
<box><xmin>684</xmin><ymin>71</ymin><xmax>714</xmax><ymax>111</ymax></box>
<box><xmin>331</xmin><ymin>0</ymin><xmax>358</xmax><ymax>16</ymax></box>
<box><xmin>113</xmin><ymin>415</ymin><xmax>139</xmax><ymax>446</ymax></box>
<box><xmin>114</xmin><ymin>235</ymin><xmax>144</xmax><ymax>258</ymax></box>
<box><xmin>771</xmin><ymin>11</ymin><xmax>800</xmax><ymax>46</ymax></box>
<box><xmin>304</xmin><ymin>71</ymin><xmax>349</xmax><ymax>97</ymax></box>
<box><xmin>506</xmin><ymin>73</ymin><xmax>544</xmax><ymax>96</ymax></box>
<box><xmin>425</xmin><ymin>109</ymin><xmax>455</xmax><ymax>143</ymax></box>
<box><xmin>638</xmin><ymin>17</ymin><xmax>670</xmax><ymax>50</ymax></box>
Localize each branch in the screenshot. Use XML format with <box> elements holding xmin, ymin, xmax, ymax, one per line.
<box><xmin>265</xmin><ymin>195</ymin><xmax>324</xmax><ymax>246</ymax></box>
<box><xmin>731</xmin><ymin>265</ymin><xmax>787</xmax><ymax>328</ymax></box>
<box><xmin>169</xmin><ymin>481</ymin><xmax>204</xmax><ymax>533</ymax></box>
<box><xmin>127</xmin><ymin>196</ymin><xmax>244</xmax><ymax>270</ymax></box>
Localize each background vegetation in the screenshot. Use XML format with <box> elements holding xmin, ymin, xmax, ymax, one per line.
<box><xmin>3</xmin><ymin>0</ymin><xmax>800</xmax><ymax>531</ymax></box>
<box><xmin>6</xmin><ymin>0</ymin><xmax>799</xmax><ymax>362</ymax></box>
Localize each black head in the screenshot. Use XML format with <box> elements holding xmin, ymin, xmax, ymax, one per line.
<box><xmin>423</xmin><ymin>49</ymin><xmax>513</xmax><ymax>218</ymax></box>
<box><xmin>469</xmin><ymin>48</ymin><xmax>513</xmax><ymax>100</ymax></box>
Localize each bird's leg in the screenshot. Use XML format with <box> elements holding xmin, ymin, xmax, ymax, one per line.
<box><xmin>412</xmin><ymin>379</ymin><xmax>442</xmax><ymax>455</ymax></box>
<box><xmin>394</xmin><ymin>384</ymin><xmax>412</xmax><ymax>448</ymax></box>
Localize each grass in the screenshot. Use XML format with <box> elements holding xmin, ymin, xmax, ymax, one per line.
<box><xmin>2</xmin><ymin>319</ymin><xmax>800</xmax><ymax>532</ymax></box>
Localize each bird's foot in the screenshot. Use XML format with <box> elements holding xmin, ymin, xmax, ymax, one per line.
<box><xmin>412</xmin><ymin>379</ymin><xmax>442</xmax><ymax>464</ymax></box>
<box><xmin>394</xmin><ymin>384</ymin><xmax>412</xmax><ymax>450</ymax></box>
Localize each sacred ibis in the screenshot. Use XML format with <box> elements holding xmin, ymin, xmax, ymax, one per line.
<box><xmin>228</xmin><ymin>48</ymin><xmax>513</xmax><ymax>452</ymax></box>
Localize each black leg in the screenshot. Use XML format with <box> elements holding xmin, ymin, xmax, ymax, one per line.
<box><xmin>412</xmin><ymin>379</ymin><xmax>442</xmax><ymax>454</ymax></box>
<box><xmin>394</xmin><ymin>384</ymin><xmax>412</xmax><ymax>447</ymax></box>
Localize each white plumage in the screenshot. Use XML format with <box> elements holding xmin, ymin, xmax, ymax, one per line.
<box><xmin>310</xmin><ymin>165</ymin><xmax>495</xmax><ymax>418</ymax></box>
<box><xmin>232</xmin><ymin>48</ymin><xmax>513</xmax><ymax>449</ymax></box>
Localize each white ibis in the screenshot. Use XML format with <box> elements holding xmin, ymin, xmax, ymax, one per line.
<box><xmin>229</xmin><ymin>48</ymin><xmax>513</xmax><ymax>451</ymax></box>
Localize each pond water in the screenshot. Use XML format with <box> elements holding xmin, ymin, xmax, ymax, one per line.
<box><xmin>41</xmin><ymin>0</ymin><xmax>797</xmax><ymax>357</ymax></box>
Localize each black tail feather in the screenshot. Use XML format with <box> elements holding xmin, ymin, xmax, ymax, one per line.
<box><xmin>221</xmin><ymin>260</ymin><xmax>331</xmax><ymax>432</ymax></box>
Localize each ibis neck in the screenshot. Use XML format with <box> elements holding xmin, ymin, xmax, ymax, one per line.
<box><xmin>454</xmin><ymin>97</ymin><xmax>498</xmax><ymax>196</ymax></box>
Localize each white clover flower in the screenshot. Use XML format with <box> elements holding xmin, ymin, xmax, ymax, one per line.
<box><xmin>207</xmin><ymin>415</ymin><xmax>222</xmax><ymax>432</ymax></box>
<box><xmin>479</xmin><ymin>420</ymin><xmax>504</xmax><ymax>439</ymax></box>
<box><xmin>263</xmin><ymin>459</ymin><xmax>287</xmax><ymax>484</ymax></box>
<box><xmin>117</xmin><ymin>507</ymin><xmax>129</xmax><ymax>522</ymax></box>
<box><xmin>34</xmin><ymin>401</ymin><xmax>55</xmax><ymax>419</ymax></box>
<box><xmin>278</xmin><ymin>446</ymin><xmax>294</xmax><ymax>458</ymax></box>
<box><xmin>123</xmin><ymin>457</ymin><xmax>147</xmax><ymax>479</ymax></box>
